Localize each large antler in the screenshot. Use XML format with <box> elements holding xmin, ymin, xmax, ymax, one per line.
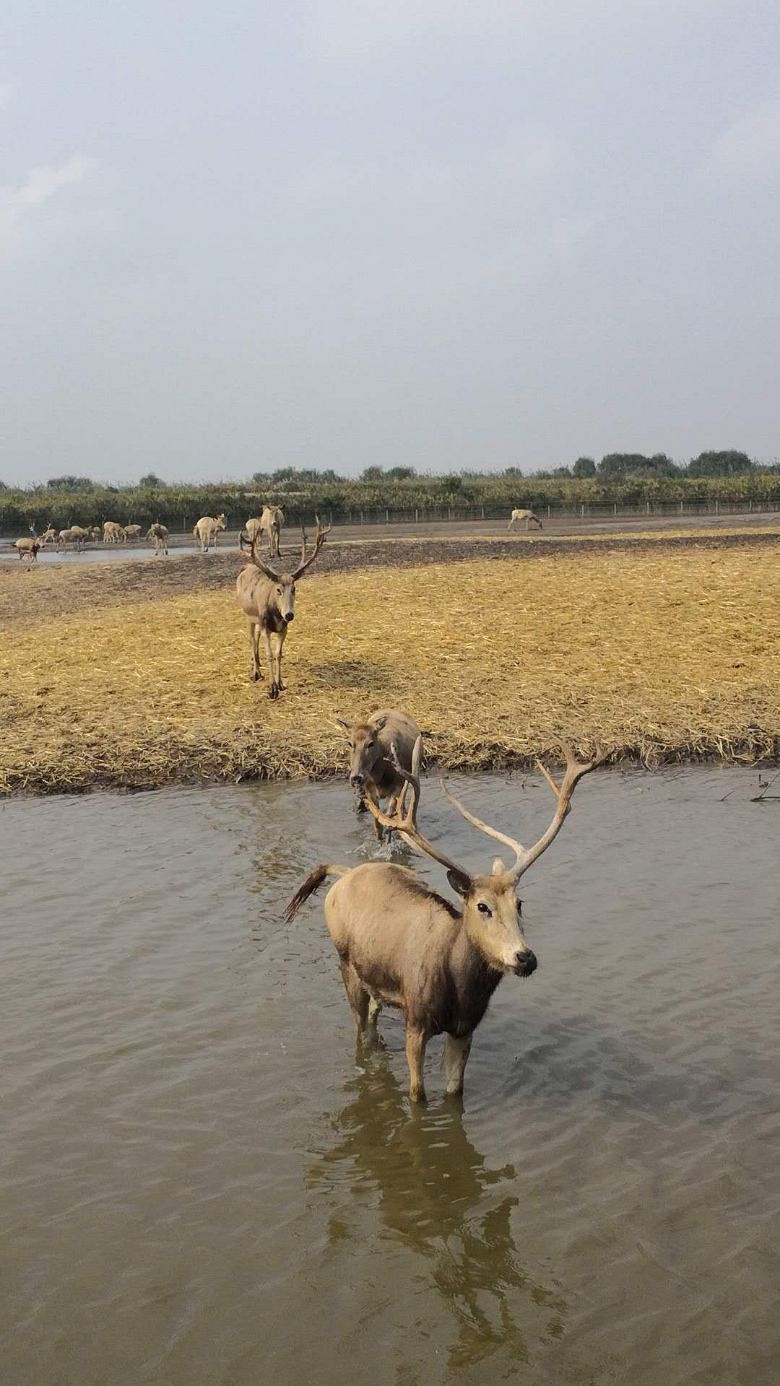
<box><xmin>363</xmin><ymin>736</ymin><xmax>472</xmax><ymax>889</ymax></box>
<box><xmin>246</xmin><ymin>528</ymin><xmax>282</xmax><ymax>581</ymax></box>
<box><xmin>442</xmin><ymin>744</ymin><xmax>602</xmax><ymax>882</ymax></box>
<box><xmin>291</xmin><ymin>516</ymin><xmax>331</xmax><ymax>580</ymax></box>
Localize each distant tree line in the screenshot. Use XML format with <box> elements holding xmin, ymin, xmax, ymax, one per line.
<box><xmin>1</xmin><ymin>451</ymin><xmax>779</xmax><ymax>533</ymax></box>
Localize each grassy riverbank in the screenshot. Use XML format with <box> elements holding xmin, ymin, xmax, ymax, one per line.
<box><xmin>2</xmin><ymin>536</ymin><xmax>778</xmax><ymax>792</ymax></box>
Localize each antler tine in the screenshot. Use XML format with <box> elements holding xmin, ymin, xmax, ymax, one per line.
<box><xmin>248</xmin><ymin>527</ymin><xmax>281</xmax><ymax>581</ymax></box>
<box><xmin>291</xmin><ymin>515</ymin><xmax>330</xmax><ymax>580</ymax></box>
<box><xmin>439</xmin><ymin>779</ymin><xmax>525</xmax><ymax>859</ymax></box>
<box><xmin>509</xmin><ymin>743</ymin><xmax>603</xmax><ymax>883</ymax></box>
<box><xmin>363</xmin><ymin>737</ymin><xmax>470</xmax><ymax>882</ymax></box>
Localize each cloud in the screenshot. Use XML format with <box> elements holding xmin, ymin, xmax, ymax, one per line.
<box><xmin>0</xmin><ymin>81</ymin><xmax>13</xmax><ymax>111</ymax></box>
<box><xmin>0</xmin><ymin>155</ymin><xmax>98</xmax><ymax>258</ymax></box>
<box><xmin>700</xmin><ymin>97</ymin><xmax>780</xmax><ymax>187</ymax></box>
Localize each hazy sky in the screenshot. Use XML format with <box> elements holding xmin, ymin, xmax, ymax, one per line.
<box><xmin>2</xmin><ymin>0</ymin><xmax>779</xmax><ymax>485</ymax></box>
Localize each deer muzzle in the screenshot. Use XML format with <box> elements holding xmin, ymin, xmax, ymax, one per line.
<box><xmin>514</xmin><ymin>948</ymin><xmax>538</xmax><ymax>977</ymax></box>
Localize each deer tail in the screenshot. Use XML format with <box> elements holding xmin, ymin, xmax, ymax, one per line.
<box><xmin>284</xmin><ymin>864</ymin><xmax>346</xmax><ymax>923</ymax></box>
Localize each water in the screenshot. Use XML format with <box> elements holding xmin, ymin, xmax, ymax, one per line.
<box><xmin>2</xmin><ymin>768</ymin><xmax>778</xmax><ymax>1385</ymax></box>
<box><xmin>0</xmin><ymin>546</ymin><xmax>190</xmax><ymax>564</ymax></box>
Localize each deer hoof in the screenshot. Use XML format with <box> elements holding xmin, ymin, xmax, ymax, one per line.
<box><xmin>250</xmin><ymin>670</ymin><xmax>260</xmax><ymax>683</ymax></box>
<box><xmin>269</xmin><ymin>684</ymin><xmax>280</xmax><ymax>700</ymax></box>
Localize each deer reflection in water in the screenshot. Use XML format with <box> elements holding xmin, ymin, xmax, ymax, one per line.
<box><xmin>307</xmin><ymin>1055</ymin><xmax>567</xmax><ymax>1374</ymax></box>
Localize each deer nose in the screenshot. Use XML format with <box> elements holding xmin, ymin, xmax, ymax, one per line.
<box><xmin>514</xmin><ymin>948</ymin><xmax>537</xmax><ymax>977</ymax></box>
<box><xmin>350</xmin><ymin>772</ymin><xmax>364</xmax><ymax>787</ymax></box>
<box><xmin>284</xmin><ymin>612</ymin><xmax>294</xmax><ymax>623</ymax></box>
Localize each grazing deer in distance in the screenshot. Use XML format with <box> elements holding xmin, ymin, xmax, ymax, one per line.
<box><xmin>260</xmin><ymin>505</ymin><xmax>284</xmax><ymax>558</ymax></box>
<box><xmin>194</xmin><ymin>514</ymin><xmax>227</xmax><ymax>552</ymax></box>
<box><xmin>58</xmin><ymin>526</ymin><xmax>89</xmax><ymax>551</ymax></box>
<box><xmin>286</xmin><ymin>740</ymin><xmax>601</xmax><ymax>1102</ymax></box>
<box><xmin>508</xmin><ymin>508</ymin><xmax>543</xmax><ymax>532</ymax></box>
<box><xmin>103</xmin><ymin>520</ymin><xmax>124</xmax><ymax>543</ymax></box>
<box><xmin>147</xmin><ymin>523</ymin><xmax>169</xmax><ymax>555</ymax></box>
<box><xmin>240</xmin><ymin>506</ymin><xmax>285</xmax><ymax>560</ymax></box>
<box><xmin>235</xmin><ymin>518</ymin><xmax>330</xmax><ymax>697</ymax></box>
<box><xmin>335</xmin><ymin>709</ymin><xmax>421</xmax><ymax>840</ymax></box>
<box><xmin>123</xmin><ymin>524</ymin><xmax>142</xmax><ymax>542</ymax></box>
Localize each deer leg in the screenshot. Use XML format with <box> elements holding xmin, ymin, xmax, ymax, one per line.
<box><xmin>404</xmin><ymin>1025</ymin><xmax>428</xmax><ymax>1103</ymax></box>
<box><xmin>339</xmin><ymin>960</ymin><xmax>371</xmax><ymax>1033</ymax></box>
<box><xmin>272</xmin><ymin>629</ymin><xmax>286</xmax><ymax>691</ymax></box>
<box><xmin>246</xmin><ymin>620</ymin><xmax>261</xmax><ymax>681</ymax></box>
<box><xmin>443</xmin><ymin>1032</ymin><xmax>473</xmax><ymax>1098</ymax></box>
<box><xmin>261</xmin><ymin>629</ymin><xmax>277</xmax><ymax>697</ymax></box>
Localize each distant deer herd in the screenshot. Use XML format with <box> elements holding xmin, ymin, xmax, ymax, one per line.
<box><xmin>9</xmin><ymin>499</ymin><xmax>597</xmax><ymax>1103</ymax></box>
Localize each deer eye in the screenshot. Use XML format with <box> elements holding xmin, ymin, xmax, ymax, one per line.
<box><xmin>477</xmin><ymin>901</ymin><xmax>492</xmax><ymax>917</ymax></box>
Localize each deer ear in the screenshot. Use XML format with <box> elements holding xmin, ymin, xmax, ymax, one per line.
<box><xmin>446</xmin><ymin>868</ymin><xmax>471</xmax><ymax>897</ymax></box>
<box><xmin>491</xmin><ymin>857</ymin><xmax>506</xmax><ymax>875</ymax></box>
<box><xmin>334</xmin><ymin>718</ymin><xmax>351</xmax><ymax>733</ymax></box>
<box><xmin>372</xmin><ymin>714</ymin><xmax>388</xmax><ymax>731</ymax></box>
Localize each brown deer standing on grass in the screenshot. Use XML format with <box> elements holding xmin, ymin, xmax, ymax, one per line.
<box><xmin>235</xmin><ymin>518</ymin><xmax>330</xmax><ymax>697</ymax></box>
<box><xmin>508</xmin><ymin>508</ymin><xmax>543</xmax><ymax>532</ymax></box>
<box><xmin>286</xmin><ymin>739</ymin><xmax>601</xmax><ymax>1102</ymax></box>
<box><xmin>335</xmin><ymin>709</ymin><xmax>421</xmax><ymax>840</ymax></box>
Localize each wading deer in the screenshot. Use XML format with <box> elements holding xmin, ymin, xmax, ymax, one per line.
<box><xmin>335</xmin><ymin>709</ymin><xmax>421</xmax><ymax>840</ymax></box>
<box><xmin>147</xmin><ymin>523</ymin><xmax>169</xmax><ymax>555</ymax></box>
<box><xmin>508</xmin><ymin>509</ymin><xmax>543</xmax><ymax>532</ymax></box>
<box><xmin>103</xmin><ymin>520</ymin><xmax>124</xmax><ymax>543</ymax></box>
<box><xmin>194</xmin><ymin>514</ymin><xmax>226</xmax><ymax>552</ymax></box>
<box><xmin>286</xmin><ymin>740</ymin><xmax>600</xmax><ymax>1102</ymax></box>
<box><xmin>235</xmin><ymin>519</ymin><xmax>330</xmax><ymax>697</ymax></box>
<box><xmin>14</xmin><ymin>537</ymin><xmax>40</xmax><ymax>562</ymax></box>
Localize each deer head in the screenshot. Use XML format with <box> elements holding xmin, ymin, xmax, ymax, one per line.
<box><xmin>364</xmin><ymin>739</ymin><xmax>602</xmax><ymax>975</ymax></box>
<box><xmin>246</xmin><ymin>517</ymin><xmax>331</xmax><ymax>623</ymax></box>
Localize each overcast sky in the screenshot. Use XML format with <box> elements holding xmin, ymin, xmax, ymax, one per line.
<box><xmin>1</xmin><ymin>0</ymin><xmax>779</xmax><ymax>486</ymax></box>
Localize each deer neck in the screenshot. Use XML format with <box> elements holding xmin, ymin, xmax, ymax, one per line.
<box><xmin>449</xmin><ymin>922</ymin><xmax>503</xmax><ymax>1032</ymax></box>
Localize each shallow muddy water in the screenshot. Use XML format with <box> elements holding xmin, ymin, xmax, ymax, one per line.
<box><xmin>2</xmin><ymin>768</ymin><xmax>778</xmax><ymax>1385</ymax></box>
<box><xmin>0</xmin><ymin>545</ymin><xmax>190</xmax><ymax>564</ymax></box>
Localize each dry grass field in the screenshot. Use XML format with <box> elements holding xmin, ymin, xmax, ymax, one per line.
<box><xmin>1</xmin><ymin>536</ymin><xmax>778</xmax><ymax>792</ymax></box>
